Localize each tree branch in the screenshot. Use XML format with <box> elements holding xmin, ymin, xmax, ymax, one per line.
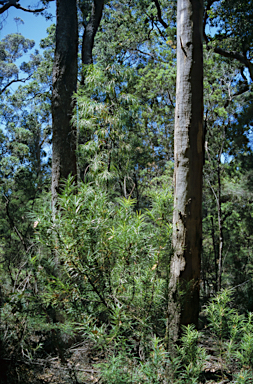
<box><xmin>14</xmin><ymin>4</ymin><xmax>45</xmax><ymax>13</ymax></box>
<box><xmin>155</xmin><ymin>21</ymin><xmax>167</xmax><ymax>41</ymax></box>
<box><xmin>213</xmin><ymin>47</ymin><xmax>253</xmax><ymax>81</ymax></box>
<box><xmin>152</xmin><ymin>0</ymin><xmax>168</xmax><ymax>29</ymax></box>
<box><xmin>224</xmin><ymin>84</ymin><xmax>250</xmax><ymax>108</ymax></box>
<box><xmin>0</xmin><ymin>1</ymin><xmax>45</xmax><ymax>15</ymax></box>
<box><xmin>1</xmin><ymin>73</ymin><xmax>32</xmax><ymax>94</ymax></box>
<box><xmin>81</xmin><ymin>0</ymin><xmax>104</xmax><ymax>67</ymax></box>
<box><xmin>203</xmin><ymin>0</ymin><xmax>253</xmax><ymax>81</ymax></box>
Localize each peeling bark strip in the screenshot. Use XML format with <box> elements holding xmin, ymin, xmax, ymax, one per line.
<box><xmin>168</xmin><ymin>0</ymin><xmax>203</xmax><ymax>340</ymax></box>
<box><xmin>52</xmin><ymin>0</ymin><xmax>78</xmax><ymax>210</ymax></box>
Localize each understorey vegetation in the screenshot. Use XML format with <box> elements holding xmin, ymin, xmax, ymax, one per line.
<box><xmin>1</xmin><ymin>0</ymin><xmax>253</xmax><ymax>383</ymax></box>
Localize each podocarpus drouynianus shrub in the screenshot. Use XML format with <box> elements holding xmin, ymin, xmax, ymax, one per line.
<box><xmin>2</xmin><ymin>178</ymin><xmax>253</xmax><ymax>383</ymax></box>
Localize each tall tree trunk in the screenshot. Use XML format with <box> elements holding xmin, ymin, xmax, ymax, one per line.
<box><xmin>51</xmin><ymin>0</ymin><xmax>78</xmax><ymax>211</ymax></box>
<box><xmin>81</xmin><ymin>0</ymin><xmax>104</xmax><ymax>73</ymax></box>
<box><xmin>211</xmin><ymin>215</ymin><xmax>218</xmax><ymax>291</ymax></box>
<box><xmin>168</xmin><ymin>0</ymin><xmax>203</xmax><ymax>341</ymax></box>
<box><xmin>217</xmin><ymin>155</ymin><xmax>223</xmax><ymax>291</ymax></box>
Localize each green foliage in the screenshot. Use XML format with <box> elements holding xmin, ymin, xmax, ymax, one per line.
<box><xmin>204</xmin><ymin>289</ymin><xmax>238</xmax><ymax>340</ymax></box>
<box><xmin>204</xmin><ymin>290</ymin><xmax>253</xmax><ymax>379</ymax></box>
<box><xmin>76</xmin><ymin>59</ymin><xmax>175</xmax><ymax>202</ymax></box>
<box><xmin>202</xmin><ymin>45</ymin><xmax>253</xmax><ymax>297</ymax></box>
<box><xmin>207</xmin><ymin>0</ymin><xmax>253</xmax><ymax>57</ymax></box>
<box><xmin>16</xmin><ymin>175</ymin><xmax>170</xmax><ymax>372</ymax></box>
<box><xmin>176</xmin><ymin>325</ymin><xmax>206</xmax><ymax>382</ymax></box>
<box><xmin>0</xmin><ymin>26</ymin><xmax>55</xmax><ymax>380</ymax></box>
<box><xmin>232</xmin><ymin>369</ymin><xmax>253</xmax><ymax>384</ymax></box>
<box><xmin>0</xmin><ymin>33</ymin><xmax>35</xmax><ymax>92</ymax></box>
<box><xmin>2</xmin><ymin>1</ymin><xmax>253</xmax><ymax>383</ymax></box>
<box><xmin>76</xmin><ymin>0</ymin><xmax>176</xmax><ymax>206</ymax></box>
<box><xmin>233</xmin><ymin>312</ymin><xmax>253</xmax><ymax>368</ymax></box>
<box><xmin>98</xmin><ymin>326</ymin><xmax>207</xmax><ymax>384</ymax></box>
<box><xmin>98</xmin><ymin>336</ymin><xmax>170</xmax><ymax>384</ymax></box>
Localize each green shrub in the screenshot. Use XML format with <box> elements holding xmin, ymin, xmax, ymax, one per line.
<box><xmin>232</xmin><ymin>369</ymin><xmax>253</xmax><ymax>383</ymax></box>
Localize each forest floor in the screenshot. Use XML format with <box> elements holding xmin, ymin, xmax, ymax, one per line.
<box><xmin>35</xmin><ymin>340</ymin><xmax>101</xmax><ymax>384</ymax></box>
<box><xmin>1</xmin><ymin>334</ymin><xmax>245</xmax><ymax>384</ymax></box>
<box><xmin>1</xmin><ymin>340</ymin><xmax>101</xmax><ymax>384</ymax></box>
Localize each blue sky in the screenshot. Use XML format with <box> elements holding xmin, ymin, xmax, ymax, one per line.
<box><xmin>0</xmin><ymin>2</ymin><xmax>56</xmax><ymax>150</ymax></box>
<box><xmin>0</xmin><ymin>2</ymin><xmax>56</xmax><ymax>95</ymax></box>
<box><xmin>0</xmin><ymin>1</ymin><xmax>56</xmax><ymax>49</ymax></box>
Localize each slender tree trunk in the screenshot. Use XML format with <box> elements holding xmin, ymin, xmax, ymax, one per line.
<box><xmin>51</xmin><ymin>0</ymin><xmax>78</xmax><ymax>211</ymax></box>
<box><xmin>217</xmin><ymin>158</ymin><xmax>223</xmax><ymax>291</ymax></box>
<box><xmin>81</xmin><ymin>0</ymin><xmax>104</xmax><ymax>74</ymax></box>
<box><xmin>168</xmin><ymin>0</ymin><xmax>203</xmax><ymax>341</ymax></box>
<box><xmin>211</xmin><ymin>215</ymin><xmax>218</xmax><ymax>291</ymax></box>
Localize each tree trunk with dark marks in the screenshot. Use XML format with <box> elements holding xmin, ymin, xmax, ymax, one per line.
<box><xmin>168</xmin><ymin>0</ymin><xmax>203</xmax><ymax>342</ymax></box>
<box><xmin>51</xmin><ymin>0</ymin><xmax>78</xmax><ymax>212</ymax></box>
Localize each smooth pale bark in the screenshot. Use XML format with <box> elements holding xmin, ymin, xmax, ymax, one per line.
<box><xmin>51</xmin><ymin>0</ymin><xmax>78</xmax><ymax>211</ymax></box>
<box><xmin>168</xmin><ymin>0</ymin><xmax>203</xmax><ymax>340</ymax></box>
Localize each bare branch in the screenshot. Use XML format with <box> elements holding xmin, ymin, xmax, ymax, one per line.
<box><xmin>14</xmin><ymin>4</ymin><xmax>45</xmax><ymax>13</ymax></box>
<box><xmin>0</xmin><ymin>1</ymin><xmax>13</xmax><ymax>14</ymax></box>
<box><xmin>0</xmin><ymin>1</ymin><xmax>45</xmax><ymax>15</ymax></box>
<box><xmin>152</xmin><ymin>0</ymin><xmax>168</xmax><ymax>29</ymax></box>
<box><xmin>155</xmin><ymin>21</ymin><xmax>167</xmax><ymax>41</ymax></box>
<box><xmin>224</xmin><ymin>84</ymin><xmax>250</xmax><ymax>108</ymax></box>
<box><xmin>1</xmin><ymin>73</ymin><xmax>33</xmax><ymax>94</ymax></box>
<box><xmin>213</xmin><ymin>47</ymin><xmax>253</xmax><ymax>81</ymax></box>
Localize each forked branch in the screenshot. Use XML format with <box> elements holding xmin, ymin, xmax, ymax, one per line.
<box><xmin>152</xmin><ymin>0</ymin><xmax>168</xmax><ymax>29</ymax></box>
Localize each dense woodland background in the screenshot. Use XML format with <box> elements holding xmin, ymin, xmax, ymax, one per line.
<box><xmin>1</xmin><ymin>0</ymin><xmax>253</xmax><ymax>383</ymax></box>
